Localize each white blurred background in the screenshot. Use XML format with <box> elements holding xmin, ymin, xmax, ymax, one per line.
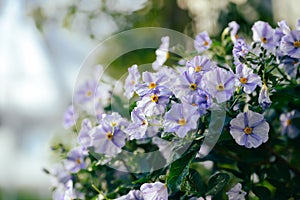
<box><xmin>0</xmin><ymin>0</ymin><xmax>299</xmax><ymax>199</ymax></box>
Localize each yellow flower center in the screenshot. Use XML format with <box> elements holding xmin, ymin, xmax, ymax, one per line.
<box><xmin>195</xmin><ymin>66</ymin><xmax>202</xmax><ymax>72</ymax></box>
<box><xmin>131</xmin><ymin>80</ymin><xmax>135</xmax><ymax>85</ymax></box>
<box><xmin>244</xmin><ymin>127</ymin><xmax>252</xmax><ymax>134</ymax></box>
<box><xmin>149</xmin><ymin>82</ymin><xmax>157</xmax><ymax>89</ymax></box>
<box><xmin>86</xmin><ymin>90</ymin><xmax>92</xmax><ymax>97</ymax></box>
<box><xmin>178</xmin><ymin>118</ymin><xmax>186</xmax><ymax>126</ymax></box>
<box><xmin>191</xmin><ymin>103</ymin><xmax>197</xmax><ymax>106</ymax></box>
<box><xmin>286</xmin><ymin>119</ymin><xmax>292</xmax><ymax>125</ymax></box>
<box><xmin>240</xmin><ymin>77</ymin><xmax>248</xmax><ymax>84</ymax></box>
<box><xmin>106</xmin><ymin>132</ymin><xmax>113</xmax><ymax>140</ymax></box>
<box><xmin>235</xmin><ymin>34</ymin><xmax>239</xmax><ymax>39</ymax></box>
<box><xmin>216</xmin><ymin>84</ymin><xmax>225</xmax><ymax>91</ymax></box>
<box><xmin>293</xmin><ymin>41</ymin><xmax>300</xmax><ymax>48</ymax></box>
<box><xmin>76</xmin><ymin>158</ymin><xmax>81</xmax><ymax>164</ymax></box>
<box><xmin>111</xmin><ymin>122</ymin><xmax>117</xmax><ymax>127</ymax></box>
<box><xmin>203</xmin><ymin>41</ymin><xmax>209</xmax><ymax>46</ymax></box>
<box><xmin>261</xmin><ymin>37</ymin><xmax>267</xmax><ymax>44</ymax></box>
<box><xmin>150</xmin><ymin>94</ymin><xmax>159</xmax><ymax>103</ymax></box>
<box><xmin>190</xmin><ymin>83</ymin><xmax>197</xmax><ymax>90</ymax></box>
<box><xmin>141</xmin><ymin>120</ymin><xmax>148</xmax><ymax>126</ymax></box>
<box><xmin>166</xmin><ymin>52</ymin><xmax>170</xmax><ymax>59</ymax></box>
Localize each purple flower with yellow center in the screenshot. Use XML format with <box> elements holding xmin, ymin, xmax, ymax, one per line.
<box><xmin>186</xmin><ymin>55</ymin><xmax>216</xmax><ymax>74</ymax></box>
<box><xmin>124</xmin><ymin>64</ymin><xmax>141</xmax><ymax>99</ymax></box>
<box><xmin>135</xmin><ymin>71</ymin><xmax>170</xmax><ymax>97</ymax></box>
<box><xmin>228</xmin><ymin>21</ymin><xmax>240</xmax><ymax>43</ymax></box>
<box><xmin>280</xmin><ymin>30</ymin><xmax>300</xmax><ymax>58</ymax></box>
<box><xmin>258</xmin><ymin>84</ymin><xmax>272</xmax><ymax>110</ymax></box>
<box><xmin>230</xmin><ymin>110</ymin><xmax>269</xmax><ymax>148</ymax></box>
<box><xmin>140</xmin><ymin>182</ymin><xmax>168</xmax><ymax>200</ymax></box>
<box><xmin>194</xmin><ymin>31</ymin><xmax>212</xmax><ymax>53</ymax></box>
<box><xmin>182</xmin><ymin>91</ymin><xmax>212</xmax><ymax>116</ymax></box>
<box><xmin>64</xmin><ymin>147</ymin><xmax>87</xmax><ymax>173</ymax></box>
<box><xmin>226</xmin><ymin>183</ymin><xmax>247</xmax><ymax>200</ymax></box>
<box><xmin>75</xmin><ymin>80</ymin><xmax>99</xmax><ymax>104</ymax></box>
<box><xmin>91</xmin><ymin>117</ymin><xmax>126</xmax><ymax>156</ymax></box>
<box><xmin>163</xmin><ymin>103</ymin><xmax>200</xmax><ymax>138</ymax></box>
<box><xmin>100</xmin><ymin>112</ymin><xmax>129</xmax><ymax>128</ymax></box>
<box><xmin>152</xmin><ymin>36</ymin><xmax>169</xmax><ymax>71</ymax></box>
<box><xmin>136</xmin><ymin>90</ymin><xmax>171</xmax><ymax>116</ymax></box>
<box><xmin>279</xmin><ymin>56</ymin><xmax>299</xmax><ymax>78</ymax></box>
<box><xmin>63</xmin><ymin>105</ymin><xmax>78</xmax><ymax>129</ymax></box>
<box><xmin>78</xmin><ymin>118</ymin><xmax>93</xmax><ymax>148</ymax></box>
<box><xmin>235</xmin><ymin>64</ymin><xmax>262</xmax><ymax>94</ymax></box>
<box><xmin>202</xmin><ymin>67</ymin><xmax>236</xmax><ymax>103</ymax></box>
<box><xmin>280</xmin><ymin>110</ymin><xmax>300</xmax><ymax>139</ymax></box>
<box><xmin>173</xmin><ymin>68</ymin><xmax>202</xmax><ymax>99</ymax></box>
<box><xmin>125</xmin><ymin>108</ymin><xmax>159</xmax><ymax>140</ymax></box>
<box><xmin>252</xmin><ymin>21</ymin><xmax>276</xmax><ymax>51</ymax></box>
<box><xmin>115</xmin><ymin>190</ymin><xmax>144</xmax><ymax>200</ymax></box>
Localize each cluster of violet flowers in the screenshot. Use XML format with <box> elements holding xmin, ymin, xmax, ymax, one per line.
<box><xmin>48</xmin><ymin>19</ymin><xmax>300</xmax><ymax>200</ymax></box>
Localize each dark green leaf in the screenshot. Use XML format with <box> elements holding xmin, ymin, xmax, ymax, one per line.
<box><xmin>167</xmin><ymin>143</ymin><xmax>200</xmax><ymax>192</ymax></box>
<box><xmin>253</xmin><ymin>186</ymin><xmax>271</xmax><ymax>200</ymax></box>
<box><xmin>206</xmin><ymin>173</ymin><xmax>230</xmax><ymax>196</ymax></box>
<box><xmin>180</xmin><ymin>169</ymin><xmax>205</xmax><ymax>196</ymax></box>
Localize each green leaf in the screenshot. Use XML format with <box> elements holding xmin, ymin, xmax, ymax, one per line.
<box><xmin>253</xmin><ymin>186</ymin><xmax>271</xmax><ymax>200</ymax></box>
<box><xmin>180</xmin><ymin>169</ymin><xmax>205</xmax><ymax>196</ymax></box>
<box><xmin>206</xmin><ymin>173</ymin><xmax>230</xmax><ymax>196</ymax></box>
<box><xmin>129</xmin><ymin>101</ymin><xmax>137</xmax><ymax>113</ymax></box>
<box><xmin>167</xmin><ymin>143</ymin><xmax>200</xmax><ymax>192</ymax></box>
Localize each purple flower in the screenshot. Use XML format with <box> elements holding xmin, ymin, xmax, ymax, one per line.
<box><xmin>163</xmin><ymin>103</ymin><xmax>200</xmax><ymax>138</ymax></box>
<box><xmin>252</xmin><ymin>21</ymin><xmax>276</xmax><ymax>51</ymax></box>
<box><xmin>186</xmin><ymin>55</ymin><xmax>216</xmax><ymax>74</ymax></box>
<box><xmin>63</xmin><ymin>180</ymin><xmax>84</xmax><ymax>200</ymax></box>
<box><xmin>194</xmin><ymin>31</ymin><xmax>212</xmax><ymax>53</ymax></box>
<box><xmin>135</xmin><ymin>71</ymin><xmax>170</xmax><ymax>97</ymax></box>
<box><xmin>230</xmin><ymin>110</ymin><xmax>269</xmax><ymax>148</ymax></box>
<box><xmin>182</xmin><ymin>91</ymin><xmax>212</xmax><ymax>116</ymax></box>
<box><xmin>91</xmin><ymin>114</ymin><xmax>127</xmax><ymax>156</ymax></box>
<box><xmin>228</xmin><ymin>21</ymin><xmax>240</xmax><ymax>43</ymax></box>
<box><xmin>258</xmin><ymin>84</ymin><xmax>272</xmax><ymax>110</ymax></box>
<box><xmin>233</xmin><ymin>39</ymin><xmax>249</xmax><ymax>62</ymax></box>
<box><xmin>78</xmin><ymin>118</ymin><xmax>93</xmax><ymax>148</ymax></box>
<box><xmin>124</xmin><ymin>64</ymin><xmax>141</xmax><ymax>99</ymax></box>
<box><xmin>152</xmin><ymin>36</ymin><xmax>169</xmax><ymax>70</ymax></box>
<box><xmin>140</xmin><ymin>182</ymin><xmax>168</xmax><ymax>200</ymax></box>
<box><xmin>64</xmin><ymin>147</ymin><xmax>87</xmax><ymax>173</ymax></box>
<box><xmin>235</xmin><ymin>64</ymin><xmax>262</xmax><ymax>94</ymax></box>
<box><xmin>63</xmin><ymin>105</ymin><xmax>78</xmax><ymax>129</ymax></box>
<box><xmin>280</xmin><ymin>110</ymin><xmax>300</xmax><ymax>138</ymax></box>
<box><xmin>51</xmin><ymin>164</ymin><xmax>71</xmax><ymax>186</ymax></box>
<box><xmin>226</xmin><ymin>183</ymin><xmax>247</xmax><ymax>200</ymax></box>
<box><xmin>75</xmin><ymin>80</ymin><xmax>99</xmax><ymax>104</ymax></box>
<box><xmin>100</xmin><ymin>112</ymin><xmax>129</xmax><ymax>128</ymax></box>
<box><xmin>280</xmin><ymin>30</ymin><xmax>300</xmax><ymax>58</ymax></box>
<box><xmin>279</xmin><ymin>56</ymin><xmax>299</xmax><ymax>78</ymax></box>
<box><xmin>136</xmin><ymin>91</ymin><xmax>170</xmax><ymax>116</ymax></box>
<box><xmin>115</xmin><ymin>190</ymin><xmax>144</xmax><ymax>200</ymax></box>
<box><xmin>202</xmin><ymin>68</ymin><xmax>236</xmax><ymax>103</ymax></box>
<box><xmin>125</xmin><ymin>108</ymin><xmax>159</xmax><ymax>140</ymax></box>
<box><xmin>172</xmin><ymin>68</ymin><xmax>202</xmax><ymax>99</ymax></box>
<box><xmin>274</xmin><ymin>20</ymin><xmax>290</xmax><ymax>45</ymax></box>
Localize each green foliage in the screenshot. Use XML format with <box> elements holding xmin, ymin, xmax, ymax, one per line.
<box><xmin>206</xmin><ymin>173</ymin><xmax>230</xmax><ymax>196</ymax></box>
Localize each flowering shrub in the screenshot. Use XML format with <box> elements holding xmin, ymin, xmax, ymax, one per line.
<box><xmin>47</xmin><ymin>19</ymin><xmax>300</xmax><ymax>200</ymax></box>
